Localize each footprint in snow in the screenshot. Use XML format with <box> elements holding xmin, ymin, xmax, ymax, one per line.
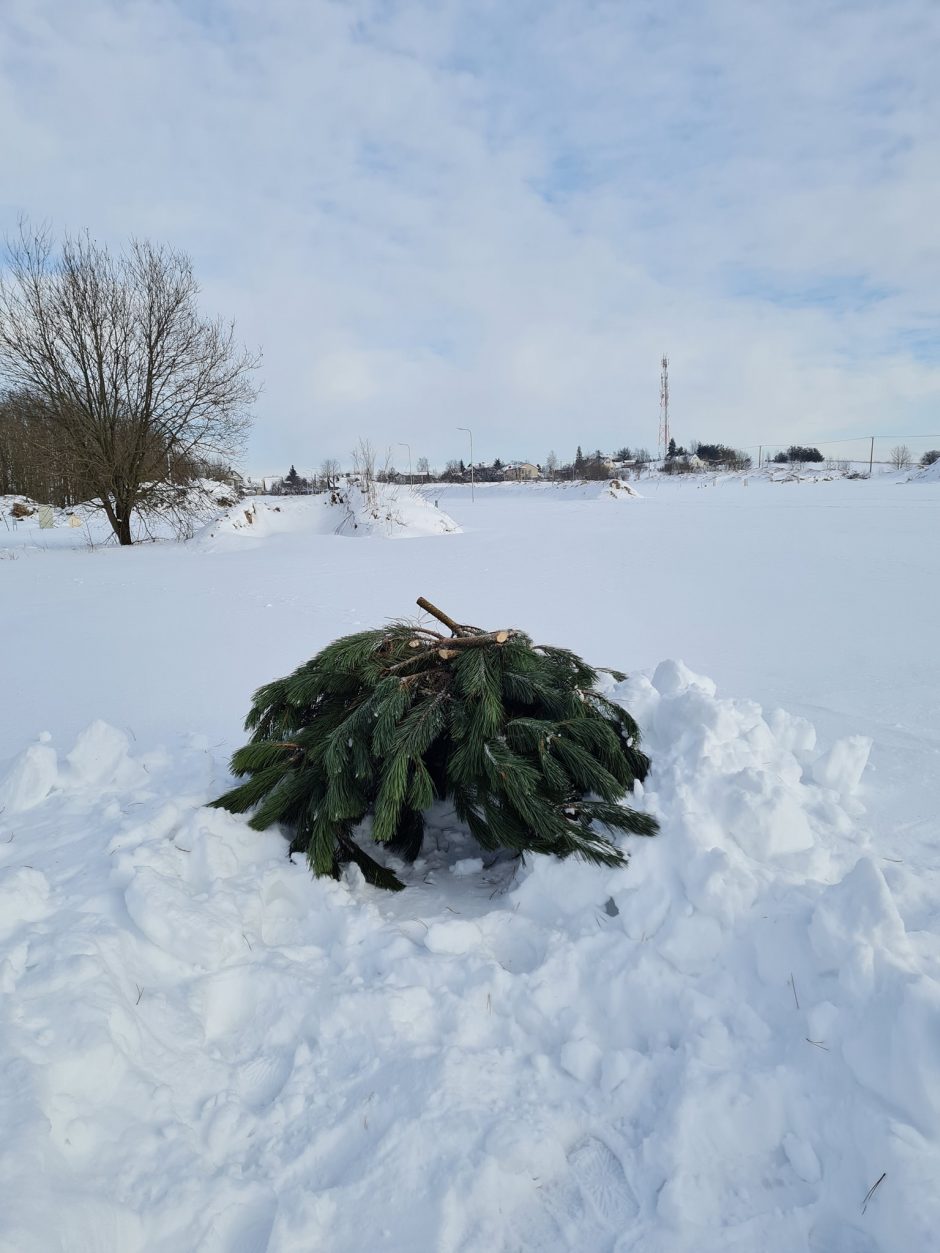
<box><xmin>503</xmin><ymin>1136</ymin><xmax>638</xmax><ymax>1253</ymax></box>
<box><xmin>567</xmin><ymin>1136</ymin><xmax>639</xmax><ymax>1227</ymax></box>
<box><xmin>199</xmin><ymin>1196</ymin><xmax>278</xmax><ymax>1253</ymax></box>
<box><xmin>235</xmin><ymin>1048</ymin><xmax>294</xmax><ymax>1110</ymax></box>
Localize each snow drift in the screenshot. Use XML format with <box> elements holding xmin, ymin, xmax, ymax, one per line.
<box><xmin>196</xmin><ymin>485</ymin><xmax>459</xmax><ymax>547</ymax></box>
<box><xmin>0</xmin><ymin>664</ymin><xmax>933</xmax><ymax>1252</ymax></box>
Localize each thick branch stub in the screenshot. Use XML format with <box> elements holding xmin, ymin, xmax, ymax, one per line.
<box><xmin>416</xmin><ymin>596</ymin><xmax>465</xmax><ymax>635</ymax></box>
<box><xmin>414</xmin><ymin>598</ymin><xmax>513</xmax><ymax>647</ymax></box>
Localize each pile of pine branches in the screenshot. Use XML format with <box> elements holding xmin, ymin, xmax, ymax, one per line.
<box><xmin>212</xmin><ymin>598</ymin><xmax>657</xmax><ymax>890</ymax></box>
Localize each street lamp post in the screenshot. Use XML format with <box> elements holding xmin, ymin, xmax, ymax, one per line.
<box><xmin>457</xmin><ymin>426</ymin><xmax>474</xmax><ymax>502</ymax></box>
<box><xmin>398</xmin><ymin>442</ymin><xmax>413</xmax><ymax>487</ymax></box>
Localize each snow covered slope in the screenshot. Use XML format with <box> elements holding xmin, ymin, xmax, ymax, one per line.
<box><xmin>198</xmin><ymin>485</ymin><xmax>459</xmax><ymax>546</ymax></box>
<box><xmin>1</xmin><ymin>484</ymin><xmax>458</xmax><ymax>556</ymax></box>
<box><xmin>1</xmin><ymin>474</ymin><xmax>938</xmax><ymax>1251</ymax></box>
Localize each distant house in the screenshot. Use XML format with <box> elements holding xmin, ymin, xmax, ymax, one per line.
<box><xmin>505</xmin><ymin>461</ymin><xmax>540</xmax><ymax>481</ymax></box>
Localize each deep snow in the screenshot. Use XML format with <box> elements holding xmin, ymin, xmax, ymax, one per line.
<box><xmin>1</xmin><ymin>476</ymin><xmax>938</xmax><ymax>1252</ymax></box>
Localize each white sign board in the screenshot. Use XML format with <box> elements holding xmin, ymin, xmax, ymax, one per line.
<box><xmin>38</xmin><ymin>505</ymin><xmax>54</xmax><ymax>529</ymax></box>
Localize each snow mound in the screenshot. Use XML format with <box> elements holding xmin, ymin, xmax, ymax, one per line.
<box><xmin>0</xmin><ymin>664</ymin><xmax>935</xmax><ymax>1250</ymax></box>
<box><xmin>196</xmin><ymin>484</ymin><xmax>459</xmax><ymax>546</ymax></box>
<box><xmin>914</xmin><ymin>457</ymin><xmax>940</xmax><ymax>481</ymax></box>
<box><xmin>604</xmin><ymin>477</ymin><xmax>640</xmax><ymax>498</ymax></box>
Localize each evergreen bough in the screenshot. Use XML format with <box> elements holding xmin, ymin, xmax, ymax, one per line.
<box><xmin>212</xmin><ymin>598</ymin><xmax>658</xmax><ymax>890</ymax></box>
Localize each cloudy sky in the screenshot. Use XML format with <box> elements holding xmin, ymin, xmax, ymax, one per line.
<box><xmin>2</xmin><ymin>0</ymin><xmax>938</xmax><ymax>471</ymax></box>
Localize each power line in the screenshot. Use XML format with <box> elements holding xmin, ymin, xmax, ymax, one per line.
<box><xmin>734</xmin><ymin>434</ymin><xmax>940</xmax><ymax>451</ymax></box>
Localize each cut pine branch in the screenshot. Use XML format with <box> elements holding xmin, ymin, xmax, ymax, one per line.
<box><xmin>212</xmin><ymin>603</ymin><xmax>658</xmax><ymax>890</ymax></box>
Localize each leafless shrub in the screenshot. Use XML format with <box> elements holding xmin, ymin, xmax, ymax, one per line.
<box><xmin>351</xmin><ymin>438</ymin><xmax>383</xmax><ymax>512</ymax></box>
<box><xmin>320</xmin><ymin>457</ymin><xmax>341</xmax><ymax>489</ymax></box>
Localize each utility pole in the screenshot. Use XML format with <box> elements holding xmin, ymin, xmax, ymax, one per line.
<box><xmin>869</xmin><ymin>436</ymin><xmax>874</xmax><ymax>477</ymax></box>
<box><xmin>658</xmin><ymin>355</ymin><xmax>670</xmax><ymax>461</ymax></box>
<box><xmin>398</xmin><ymin>442</ymin><xmax>413</xmax><ymax>487</ymax></box>
<box><xmin>457</xmin><ymin>426</ymin><xmax>474</xmax><ymax>501</ymax></box>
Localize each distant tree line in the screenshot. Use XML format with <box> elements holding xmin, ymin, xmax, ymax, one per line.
<box><xmin>267</xmin><ymin>445</ymin><xmax>657</xmax><ymax>491</ymax></box>
<box><xmin>772</xmin><ymin>445</ymin><xmax>824</xmax><ymax>464</ymax></box>
<box><xmin>661</xmin><ymin>437</ymin><xmax>751</xmax><ymax>472</ymax></box>
<box><xmin>267</xmin><ymin>436</ymin><xmax>940</xmax><ymax>497</ymax></box>
<box><xmin>0</xmin><ymin>386</ymin><xmax>238</xmax><ymax>508</ymax></box>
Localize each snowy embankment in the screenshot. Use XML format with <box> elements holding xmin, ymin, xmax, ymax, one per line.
<box><xmin>197</xmin><ymin>484</ymin><xmax>459</xmax><ymax>546</ymax></box>
<box><xmin>418</xmin><ymin>478</ymin><xmax>640</xmax><ymax>503</ymax></box>
<box><xmin>1</xmin><ymin>483</ymin><xmax>457</xmax><ymax>556</ymax></box>
<box><xmin>0</xmin><ymin>660</ymin><xmax>935</xmax><ymax>1252</ymax></box>
<box><xmin>0</xmin><ymin>482</ymin><xmax>234</xmax><ymax>552</ymax></box>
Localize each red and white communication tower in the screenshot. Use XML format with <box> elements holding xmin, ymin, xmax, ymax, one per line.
<box><xmin>658</xmin><ymin>354</ymin><xmax>670</xmax><ymax>460</ymax></box>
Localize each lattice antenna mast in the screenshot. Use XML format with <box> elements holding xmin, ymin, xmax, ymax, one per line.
<box><xmin>658</xmin><ymin>355</ymin><xmax>670</xmax><ymax>460</ymax></box>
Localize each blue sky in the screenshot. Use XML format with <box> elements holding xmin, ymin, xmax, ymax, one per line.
<box><xmin>1</xmin><ymin>0</ymin><xmax>938</xmax><ymax>470</ymax></box>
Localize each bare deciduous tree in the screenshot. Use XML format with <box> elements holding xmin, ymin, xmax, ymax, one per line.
<box><xmin>416</xmin><ymin>455</ymin><xmax>430</xmax><ymax>480</ymax></box>
<box><xmin>351</xmin><ymin>438</ymin><xmax>381</xmax><ymax>509</ymax></box>
<box><xmin>0</xmin><ymin>222</ymin><xmax>259</xmax><ymax>544</ymax></box>
<box><xmin>545</xmin><ymin>450</ymin><xmax>558</xmax><ymax>480</ymax></box>
<box><xmin>320</xmin><ymin>457</ymin><xmax>340</xmax><ymax>489</ymax></box>
<box><xmin>890</xmin><ymin>444</ymin><xmax>912</xmax><ymax>470</ymax></box>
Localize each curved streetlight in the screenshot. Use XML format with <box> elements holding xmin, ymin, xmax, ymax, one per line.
<box><xmin>398</xmin><ymin>442</ymin><xmax>413</xmax><ymax>487</ymax></box>
<box><xmin>457</xmin><ymin>426</ymin><xmax>474</xmax><ymax>502</ymax></box>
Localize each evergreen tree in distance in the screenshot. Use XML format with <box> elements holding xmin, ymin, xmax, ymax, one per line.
<box><xmin>212</xmin><ymin>598</ymin><xmax>658</xmax><ymax>890</ymax></box>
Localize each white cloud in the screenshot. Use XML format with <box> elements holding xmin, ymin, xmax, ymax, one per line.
<box><xmin>1</xmin><ymin>0</ymin><xmax>938</xmax><ymax>470</ymax></box>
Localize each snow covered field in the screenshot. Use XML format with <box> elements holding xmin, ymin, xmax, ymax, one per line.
<box><xmin>1</xmin><ymin>476</ymin><xmax>938</xmax><ymax>1252</ymax></box>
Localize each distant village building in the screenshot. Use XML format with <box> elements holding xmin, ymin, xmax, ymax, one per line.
<box><xmin>504</xmin><ymin>461</ymin><xmax>540</xmax><ymax>481</ymax></box>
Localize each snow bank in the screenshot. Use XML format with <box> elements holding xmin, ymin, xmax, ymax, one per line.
<box><xmin>0</xmin><ymin>663</ymin><xmax>935</xmax><ymax>1251</ymax></box>
<box><xmin>0</xmin><ymin>481</ymin><xmax>239</xmax><ymax>552</ymax></box>
<box><xmin>0</xmin><ymin>494</ymin><xmax>96</xmax><ymax>553</ymax></box>
<box><xmin>419</xmin><ymin>478</ymin><xmax>641</xmax><ymax>503</ymax></box>
<box><xmin>196</xmin><ymin>484</ymin><xmax>459</xmax><ymax>546</ymax></box>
